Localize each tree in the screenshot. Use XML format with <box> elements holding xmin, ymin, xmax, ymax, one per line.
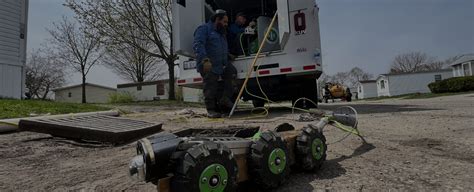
<box><xmin>65</xmin><ymin>0</ymin><xmax>177</xmax><ymax>99</ymax></box>
<box><xmin>389</xmin><ymin>51</ymin><xmax>446</xmax><ymax>74</ymax></box>
<box><xmin>25</xmin><ymin>47</ymin><xmax>67</xmax><ymax>99</ymax></box>
<box><xmin>47</xmin><ymin>17</ymin><xmax>102</xmax><ymax>103</ymax></box>
<box><xmin>347</xmin><ymin>67</ymin><xmax>373</xmax><ymax>88</ymax></box>
<box><xmin>103</xmin><ymin>42</ymin><xmax>165</xmax><ymax>82</ymax></box>
<box><xmin>330</xmin><ymin>72</ymin><xmax>350</xmax><ymax>86</ymax></box>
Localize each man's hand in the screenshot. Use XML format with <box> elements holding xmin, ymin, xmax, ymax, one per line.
<box><xmin>228</xmin><ymin>54</ymin><xmax>236</xmax><ymax>61</ymax></box>
<box><xmin>249</xmin><ymin>21</ymin><xmax>257</xmax><ymax>27</ymax></box>
<box><xmin>202</xmin><ymin>58</ymin><xmax>212</xmax><ymax>73</ymax></box>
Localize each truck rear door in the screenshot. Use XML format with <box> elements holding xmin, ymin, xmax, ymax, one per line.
<box><xmin>172</xmin><ymin>0</ymin><xmax>205</xmax><ymax>57</ymax></box>
<box><xmin>277</xmin><ymin>0</ymin><xmax>290</xmax><ymax>49</ymax></box>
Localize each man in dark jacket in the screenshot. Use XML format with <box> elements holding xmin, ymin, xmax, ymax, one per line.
<box><xmin>193</xmin><ymin>10</ymin><xmax>236</xmax><ymax>118</ymax></box>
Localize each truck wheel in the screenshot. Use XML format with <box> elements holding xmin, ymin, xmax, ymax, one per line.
<box><xmin>249</xmin><ymin>131</ymin><xmax>290</xmax><ymax>189</ymax></box>
<box><xmin>296</xmin><ymin>126</ymin><xmax>327</xmax><ymax>171</ymax></box>
<box><xmin>252</xmin><ymin>99</ymin><xmax>265</xmax><ymax>108</ymax></box>
<box><xmin>171</xmin><ymin>141</ymin><xmax>238</xmax><ymax>192</ymax></box>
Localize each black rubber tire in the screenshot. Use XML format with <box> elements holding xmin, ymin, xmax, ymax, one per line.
<box><xmin>171</xmin><ymin>141</ymin><xmax>238</xmax><ymax>192</ymax></box>
<box><xmin>295</xmin><ymin>126</ymin><xmax>327</xmax><ymax>171</ymax></box>
<box><xmin>248</xmin><ymin>131</ymin><xmax>291</xmax><ymax>189</ymax></box>
<box><xmin>346</xmin><ymin>95</ymin><xmax>352</xmax><ymax>102</ymax></box>
<box><xmin>252</xmin><ymin>99</ymin><xmax>265</xmax><ymax>108</ymax></box>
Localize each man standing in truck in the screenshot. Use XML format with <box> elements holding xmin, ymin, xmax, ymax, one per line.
<box><xmin>193</xmin><ymin>10</ymin><xmax>236</xmax><ymax>118</ymax></box>
<box><xmin>228</xmin><ymin>12</ymin><xmax>256</xmax><ymax>56</ymax></box>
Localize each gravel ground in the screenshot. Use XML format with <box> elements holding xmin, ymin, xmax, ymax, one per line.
<box><xmin>0</xmin><ymin>93</ymin><xmax>473</xmax><ymax>191</ymax></box>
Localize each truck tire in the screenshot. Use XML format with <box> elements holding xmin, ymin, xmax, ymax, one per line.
<box><xmin>252</xmin><ymin>99</ymin><xmax>265</xmax><ymax>108</ymax></box>
<box><xmin>295</xmin><ymin>126</ymin><xmax>327</xmax><ymax>171</ymax></box>
<box><xmin>294</xmin><ymin>80</ymin><xmax>318</xmax><ymax>109</ymax></box>
<box><xmin>171</xmin><ymin>141</ymin><xmax>238</xmax><ymax>192</ymax></box>
<box><xmin>249</xmin><ymin>131</ymin><xmax>290</xmax><ymax>189</ymax></box>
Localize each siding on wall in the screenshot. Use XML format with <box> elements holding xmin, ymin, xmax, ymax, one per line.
<box><xmin>0</xmin><ymin>0</ymin><xmax>27</xmax><ymax>99</ymax></box>
<box><xmin>118</xmin><ymin>84</ymin><xmax>170</xmax><ymax>101</ymax></box>
<box><xmin>55</xmin><ymin>85</ymin><xmax>116</xmax><ymax>103</ymax></box>
<box><xmin>182</xmin><ymin>87</ymin><xmax>202</xmax><ymax>102</ymax></box>
<box><xmin>358</xmin><ymin>82</ymin><xmax>377</xmax><ymax>99</ymax></box>
<box><xmin>387</xmin><ymin>71</ymin><xmax>452</xmax><ymax>96</ymax></box>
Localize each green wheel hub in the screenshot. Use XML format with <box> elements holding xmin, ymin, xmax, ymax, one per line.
<box><xmin>311</xmin><ymin>138</ymin><xmax>325</xmax><ymax>160</ymax></box>
<box><xmin>268</xmin><ymin>148</ymin><xmax>287</xmax><ymax>174</ymax></box>
<box><xmin>199</xmin><ymin>163</ymin><xmax>228</xmax><ymax>192</ymax></box>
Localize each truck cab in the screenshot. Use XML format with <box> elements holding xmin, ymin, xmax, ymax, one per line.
<box><xmin>173</xmin><ymin>0</ymin><xmax>323</xmax><ymax>108</ymax></box>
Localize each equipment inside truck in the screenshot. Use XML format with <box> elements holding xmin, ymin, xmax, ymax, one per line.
<box><xmin>173</xmin><ymin>0</ymin><xmax>290</xmax><ymax>57</ymax></box>
<box><xmin>206</xmin><ymin>0</ymin><xmax>283</xmax><ymax>55</ymax></box>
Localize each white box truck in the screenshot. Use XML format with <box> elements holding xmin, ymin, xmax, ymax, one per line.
<box><xmin>173</xmin><ymin>0</ymin><xmax>322</xmax><ymax>108</ymax></box>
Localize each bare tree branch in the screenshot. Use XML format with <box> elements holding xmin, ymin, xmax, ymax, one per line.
<box><xmin>47</xmin><ymin>17</ymin><xmax>102</xmax><ymax>103</ymax></box>
<box><xmin>25</xmin><ymin>46</ymin><xmax>67</xmax><ymax>100</ymax></box>
<box><xmin>65</xmin><ymin>0</ymin><xmax>177</xmax><ymax>99</ymax></box>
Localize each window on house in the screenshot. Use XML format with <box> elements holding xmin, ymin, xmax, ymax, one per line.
<box><xmin>359</xmin><ymin>86</ymin><xmax>362</xmax><ymax>93</ymax></box>
<box><xmin>137</xmin><ymin>85</ymin><xmax>142</xmax><ymax>91</ymax></box>
<box><xmin>68</xmin><ymin>92</ymin><xmax>72</xmax><ymax>98</ymax></box>
<box><xmin>156</xmin><ymin>82</ymin><xmax>165</xmax><ymax>96</ymax></box>
<box><xmin>434</xmin><ymin>75</ymin><xmax>442</xmax><ymax>82</ymax></box>
<box><xmin>380</xmin><ymin>80</ymin><xmax>385</xmax><ymax>89</ymax></box>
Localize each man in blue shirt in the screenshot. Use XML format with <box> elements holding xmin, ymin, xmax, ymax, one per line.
<box><xmin>227</xmin><ymin>12</ymin><xmax>256</xmax><ymax>56</ymax></box>
<box><xmin>193</xmin><ymin>10</ymin><xmax>236</xmax><ymax>118</ymax></box>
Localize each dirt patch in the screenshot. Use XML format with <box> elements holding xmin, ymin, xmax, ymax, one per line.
<box><xmin>400</xmin><ymin>138</ymin><xmax>474</xmax><ymax>164</ymax></box>
<box><xmin>1</xmin><ymin>93</ymin><xmax>473</xmax><ymax>191</ymax></box>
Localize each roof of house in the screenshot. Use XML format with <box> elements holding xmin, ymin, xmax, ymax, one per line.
<box><xmin>117</xmin><ymin>80</ymin><xmax>169</xmax><ymax>89</ymax></box>
<box><xmin>52</xmin><ymin>83</ymin><xmax>117</xmax><ymax>92</ymax></box>
<box><xmin>359</xmin><ymin>80</ymin><xmax>376</xmax><ymax>84</ymax></box>
<box><xmin>379</xmin><ymin>69</ymin><xmax>451</xmax><ymax>77</ymax></box>
<box><xmin>450</xmin><ymin>54</ymin><xmax>474</xmax><ymax>66</ymax></box>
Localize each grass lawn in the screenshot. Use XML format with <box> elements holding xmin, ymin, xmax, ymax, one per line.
<box><xmin>109</xmin><ymin>100</ymin><xmax>204</xmax><ymax>108</ymax></box>
<box><xmin>0</xmin><ymin>99</ymin><xmax>111</xmax><ymax>119</ymax></box>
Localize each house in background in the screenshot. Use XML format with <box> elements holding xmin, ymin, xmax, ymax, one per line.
<box><xmin>117</xmin><ymin>80</ymin><xmax>169</xmax><ymax>101</ymax></box>
<box><xmin>357</xmin><ymin>80</ymin><xmax>377</xmax><ymax>99</ymax></box>
<box><xmin>0</xmin><ymin>0</ymin><xmax>28</xmax><ymax>99</ymax></box>
<box><xmin>53</xmin><ymin>83</ymin><xmax>116</xmax><ymax>103</ymax></box>
<box><xmin>376</xmin><ymin>69</ymin><xmax>452</xmax><ymax>97</ymax></box>
<box><xmin>181</xmin><ymin>87</ymin><xmax>202</xmax><ymax>103</ymax></box>
<box><xmin>451</xmin><ymin>54</ymin><xmax>473</xmax><ymax>77</ymax></box>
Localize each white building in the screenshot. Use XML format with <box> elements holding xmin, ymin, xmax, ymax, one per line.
<box><xmin>0</xmin><ymin>0</ymin><xmax>28</xmax><ymax>99</ymax></box>
<box><xmin>117</xmin><ymin>80</ymin><xmax>170</xmax><ymax>101</ymax></box>
<box><xmin>357</xmin><ymin>80</ymin><xmax>377</xmax><ymax>99</ymax></box>
<box><xmin>376</xmin><ymin>69</ymin><xmax>452</xmax><ymax>97</ymax></box>
<box><xmin>53</xmin><ymin>83</ymin><xmax>117</xmax><ymax>103</ymax></box>
<box><xmin>451</xmin><ymin>54</ymin><xmax>473</xmax><ymax>77</ymax></box>
<box><xmin>181</xmin><ymin>87</ymin><xmax>202</xmax><ymax>103</ymax></box>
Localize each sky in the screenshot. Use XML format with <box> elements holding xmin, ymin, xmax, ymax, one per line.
<box><xmin>27</xmin><ymin>0</ymin><xmax>474</xmax><ymax>87</ymax></box>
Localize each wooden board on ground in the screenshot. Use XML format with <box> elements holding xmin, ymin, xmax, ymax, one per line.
<box><xmin>19</xmin><ymin>115</ymin><xmax>162</xmax><ymax>145</ymax></box>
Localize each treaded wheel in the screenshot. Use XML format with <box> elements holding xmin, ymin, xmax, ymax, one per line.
<box><xmin>296</xmin><ymin>126</ymin><xmax>327</xmax><ymax>171</ymax></box>
<box><xmin>249</xmin><ymin>131</ymin><xmax>290</xmax><ymax>189</ymax></box>
<box><xmin>171</xmin><ymin>141</ymin><xmax>238</xmax><ymax>192</ymax></box>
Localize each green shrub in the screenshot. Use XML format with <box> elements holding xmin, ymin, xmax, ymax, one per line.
<box><xmin>428</xmin><ymin>76</ymin><xmax>474</xmax><ymax>93</ymax></box>
<box><xmin>108</xmin><ymin>92</ymin><xmax>135</xmax><ymax>103</ymax></box>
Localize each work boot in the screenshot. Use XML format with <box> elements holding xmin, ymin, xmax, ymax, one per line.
<box><xmin>207</xmin><ymin>110</ymin><xmax>222</xmax><ymax>118</ymax></box>
<box><xmin>219</xmin><ymin>98</ymin><xmax>234</xmax><ymax>109</ymax></box>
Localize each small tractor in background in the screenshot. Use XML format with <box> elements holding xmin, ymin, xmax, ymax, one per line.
<box><xmin>322</xmin><ymin>83</ymin><xmax>353</xmax><ymax>103</ymax></box>
<box><xmin>128</xmin><ymin>107</ymin><xmax>362</xmax><ymax>191</ymax></box>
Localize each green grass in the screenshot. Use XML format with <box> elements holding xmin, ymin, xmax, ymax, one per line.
<box><xmin>0</xmin><ymin>99</ymin><xmax>111</xmax><ymax>119</ymax></box>
<box><xmin>108</xmin><ymin>100</ymin><xmax>204</xmax><ymax>108</ymax></box>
